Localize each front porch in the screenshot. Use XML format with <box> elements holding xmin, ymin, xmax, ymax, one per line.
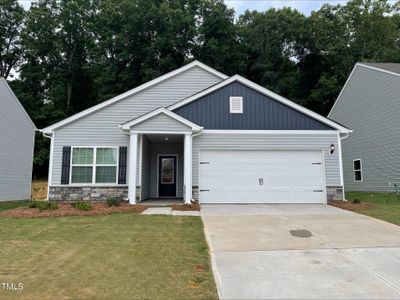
<box><xmin>120</xmin><ymin>108</ymin><xmax>202</xmax><ymax>205</ymax></box>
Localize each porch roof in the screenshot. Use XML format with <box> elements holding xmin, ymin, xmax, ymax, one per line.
<box><xmin>119</xmin><ymin>107</ymin><xmax>203</xmax><ymax>132</ymax></box>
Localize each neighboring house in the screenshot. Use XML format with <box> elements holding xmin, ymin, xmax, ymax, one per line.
<box><xmin>0</xmin><ymin>78</ymin><xmax>36</xmax><ymax>201</ymax></box>
<box><xmin>41</xmin><ymin>61</ymin><xmax>350</xmax><ymax>204</ymax></box>
<box><xmin>329</xmin><ymin>62</ymin><xmax>400</xmax><ymax>192</ymax></box>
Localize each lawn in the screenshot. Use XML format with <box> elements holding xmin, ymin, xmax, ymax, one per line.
<box><xmin>345</xmin><ymin>192</ymin><xmax>400</xmax><ymax>225</ymax></box>
<box><xmin>0</xmin><ymin>209</ymin><xmax>217</xmax><ymax>299</ymax></box>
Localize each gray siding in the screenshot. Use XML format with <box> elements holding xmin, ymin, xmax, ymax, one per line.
<box><xmin>0</xmin><ymin>79</ymin><xmax>36</xmax><ymax>201</ymax></box>
<box><xmin>192</xmin><ymin>132</ymin><xmax>341</xmax><ymax>187</ymax></box>
<box><xmin>132</xmin><ymin>113</ymin><xmax>192</xmax><ymax>132</ymax></box>
<box><xmin>175</xmin><ymin>81</ymin><xmax>334</xmax><ymax>130</ymax></box>
<box><xmin>141</xmin><ymin>136</ymin><xmax>151</xmax><ymax>200</ymax></box>
<box><xmin>329</xmin><ymin>65</ymin><xmax>400</xmax><ymax>192</ymax></box>
<box><xmin>149</xmin><ymin>143</ymin><xmax>183</xmax><ymax>198</ymax></box>
<box><xmin>51</xmin><ymin>66</ymin><xmax>222</xmax><ymax>185</ymax></box>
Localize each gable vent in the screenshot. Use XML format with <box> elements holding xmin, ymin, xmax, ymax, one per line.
<box><xmin>230</xmin><ymin>96</ymin><xmax>243</xmax><ymax>114</ymax></box>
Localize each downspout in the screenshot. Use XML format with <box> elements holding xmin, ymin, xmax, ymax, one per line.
<box><xmin>338</xmin><ymin>132</ymin><xmax>350</xmax><ymax>201</ymax></box>
<box><xmin>190</xmin><ymin>129</ymin><xmax>203</xmax><ymax>202</ymax></box>
<box><xmin>42</xmin><ymin>131</ymin><xmax>53</xmax><ymax>201</ymax></box>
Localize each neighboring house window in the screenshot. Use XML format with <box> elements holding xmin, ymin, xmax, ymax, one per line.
<box><xmin>71</xmin><ymin>147</ymin><xmax>118</xmax><ymax>184</ymax></box>
<box><xmin>230</xmin><ymin>96</ymin><xmax>243</xmax><ymax>114</ymax></box>
<box><xmin>353</xmin><ymin>159</ymin><xmax>363</xmax><ymax>182</ymax></box>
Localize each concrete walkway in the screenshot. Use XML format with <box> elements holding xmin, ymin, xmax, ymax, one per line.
<box><xmin>201</xmin><ymin>204</ymin><xmax>400</xmax><ymax>299</ymax></box>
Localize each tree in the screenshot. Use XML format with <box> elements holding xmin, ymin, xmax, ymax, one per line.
<box><xmin>0</xmin><ymin>0</ymin><xmax>25</xmax><ymax>79</ymax></box>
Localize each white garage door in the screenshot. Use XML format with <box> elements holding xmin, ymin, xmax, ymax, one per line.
<box><xmin>199</xmin><ymin>150</ymin><xmax>326</xmax><ymax>204</ymax></box>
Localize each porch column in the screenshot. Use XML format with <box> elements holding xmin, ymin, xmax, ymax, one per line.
<box><xmin>128</xmin><ymin>131</ymin><xmax>138</xmax><ymax>204</ymax></box>
<box><xmin>184</xmin><ymin>133</ymin><xmax>192</xmax><ymax>204</ymax></box>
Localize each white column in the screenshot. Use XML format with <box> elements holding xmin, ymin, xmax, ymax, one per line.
<box><xmin>184</xmin><ymin>133</ymin><xmax>192</xmax><ymax>204</ymax></box>
<box><xmin>128</xmin><ymin>132</ymin><xmax>138</xmax><ymax>204</ymax></box>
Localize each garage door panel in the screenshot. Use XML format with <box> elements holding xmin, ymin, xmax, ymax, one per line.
<box><xmin>199</xmin><ymin>150</ymin><xmax>325</xmax><ymax>204</ymax></box>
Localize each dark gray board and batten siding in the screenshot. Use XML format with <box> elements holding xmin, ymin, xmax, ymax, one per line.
<box><xmin>174</xmin><ymin>81</ymin><xmax>335</xmax><ymax>130</ymax></box>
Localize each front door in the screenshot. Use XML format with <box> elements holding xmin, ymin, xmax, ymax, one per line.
<box><xmin>158</xmin><ymin>156</ymin><xmax>177</xmax><ymax>197</ymax></box>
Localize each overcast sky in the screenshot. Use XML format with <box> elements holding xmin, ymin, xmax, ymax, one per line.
<box><xmin>17</xmin><ymin>0</ymin><xmax>395</xmax><ymax>16</ymax></box>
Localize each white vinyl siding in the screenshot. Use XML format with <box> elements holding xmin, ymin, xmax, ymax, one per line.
<box><xmin>192</xmin><ymin>132</ymin><xmax>341</xmax><ymax>187</ymax></box>
<box><xmin>329</xmin><ymin>65</ymin><xmax>400</xmax><ymax>191</ymax></box>
<box><xmin>0</xmin><ymin>79</ymin><xmax>36</xmax><ymax>201</ymax></box>
<box><xmin>51</xmin><ymin>66</ymin><xmax>222</xmax><ymax>185</ymax></box>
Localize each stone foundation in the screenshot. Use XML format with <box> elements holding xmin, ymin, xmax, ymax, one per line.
<box><xmin>49</xmin><ymin>186</ymin><xmax>128</xmax><ymax>201</ymax></box>
<box><xmin>326</xmin><ymin>186</ymin><xmax>344</xmax><ymax>201</ymax></box>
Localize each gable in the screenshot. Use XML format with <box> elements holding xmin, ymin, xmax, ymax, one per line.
<box><xmin>173</xmin><ymin>81</ymin><xmax>335</xmax><ymax>130</ymax></box>
<box><xmin>130</xmin><ymin>113</ymin><xmax>193</xmax><ymax>132</ymax></box>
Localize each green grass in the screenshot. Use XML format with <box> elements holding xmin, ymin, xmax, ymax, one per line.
<box><xmin>0</xmin><ymin>200</ymin><xmax>29</xmax><ymax>212</ymax></box>
<box><xmin>346</xmin><ymin>192</ymin><xmax>400</xmax><ymax>225</ymax></box>
<box><xmin>0</xmin><ymin>213</ymin><xmax>218</xmax><ymax>299</ymax></box>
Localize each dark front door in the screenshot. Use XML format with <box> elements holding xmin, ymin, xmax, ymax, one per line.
<box><xmin>158</xmin><ymin>156</ymin><xmax>177</xmax><ymax>197</ymax></box>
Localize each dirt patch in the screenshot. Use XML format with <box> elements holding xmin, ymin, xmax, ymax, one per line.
<box><xmin>290</xmin><ymin>229</ymin><xmax>313</xmax><ymax>238</ymax></box>
<box><xmin>171</xmin><ymin>203</ymin><xmax>200</xmax><ymax>211</ymax></box>
<box><xmin>31</xmin><ymin>180</ymin><xmax>48</xmax><ymax>200</ymax></box>
<box><xmin>2</xmin><ymin>202</ymin><xmax>148</xmax><ymax>218</ymax></box>
<box><xmin>328</xmin><ymin>200</ymin><xmax>375</xmax><ymax>211</ymax></box>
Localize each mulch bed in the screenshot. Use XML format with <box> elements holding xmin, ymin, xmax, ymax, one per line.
<box><xmin>171</xmin><ymin>203</ymin><xmax>201</xmax><ymax>211</ymax></box>
<box><xmin>2</xmin><ymin>202</ymin><xmax>149</xmax><ymax>218</ymax></box>
<box><xmin>328</xmin><ymin>200</ymin><xmax>375</xmax><ymax>211</ymax></box>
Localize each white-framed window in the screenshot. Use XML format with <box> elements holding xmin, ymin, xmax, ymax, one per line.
<box><xmin>230</xmin><ymin>96</ymin><xmax>243</xmax><ymax>114</ymax></box>
<box><xmin>70</xmin><ymin>147</ymin><xmax>118</xmax><ymax>184</ymax></box>
<box><xmin>353</xmin><ymin>159</ymin><xmax>363</xmax><ymax>182</ymax></box>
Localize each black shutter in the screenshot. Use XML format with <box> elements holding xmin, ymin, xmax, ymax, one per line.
<box><xmin>61</xmin><ymin>146</ymin><xmax>71</xmax><ymax>184</ymax></box>
<box><xmin>118</xmin><ymin>146</ymin><xmax>128</xmax><ymax>184</ymax></box>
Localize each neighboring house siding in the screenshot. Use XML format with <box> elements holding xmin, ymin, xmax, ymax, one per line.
<box><xmin>51</xmin><ymin>66</ymin><xmax>222</xmax><ymax>185</ymax></box>
<box><xmin>174</xmin><ymin>81</ymin><xmax>335</xmax><ymax>130</ymax></box>
<box><xmin>0</xmin><ymin>79</ymin><xmax>35</xmax><ymax>201</ymax></box>
<box><xmin>329</xmin><ymin>65</ymin><xmax>400</xmax><ymax>191</ymax></box>
<box><xmin>149</xmin><ymin>143</ymin><xmax>183</xmax><ymax>198</ymax></box>
<box><xmin>131</xmin><ymin>113</ymin><xmax>192</xmax><ymax>132</ymax></box>
<box><xmin>192</xmin><ymin>132</ymin><xmax>341</xmax><ymax>187</ymax></box>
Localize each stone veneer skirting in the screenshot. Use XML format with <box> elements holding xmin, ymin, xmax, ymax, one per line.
<box><xmin>49</xmin><ymin>186</ymin><xmax>128</xmax><ymax>201</ymax></box>
<box><xmin>326</xmin><ymin>186</ymin><xmax>344</xmax><ymax>201</ymax></box>
<box><xmin>49</xmin><ymin>185</ymin><xmax>343</xmax><ymax>202</ymax></box>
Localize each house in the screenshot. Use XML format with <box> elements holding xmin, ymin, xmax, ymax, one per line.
<box><xmin>41</xmin><ymin>61</ymin><xmax>350</xmax><ymax>204</ymax></box>
<box><xmin>329</xmin><ymin>62</ymin><xmax>400</xmax><ymax>192</ymax></box>
<box><xmin>0</xmin><ymin>78</ymin><xmax>36</xmax><ymax>201</ymax></box>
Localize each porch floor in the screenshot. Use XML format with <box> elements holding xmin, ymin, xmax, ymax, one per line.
<box><xmin>140</xmin><ymin>198</ymin><xmax>184</xmax><ymax>206</ymax></box>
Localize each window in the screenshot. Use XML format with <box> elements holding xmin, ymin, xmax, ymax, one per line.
<box><xmin>71</xmin><ymin>147</ymin><xmax>118</xmax><ymax>184</ymax></box>
<box><xmin>353</xmin><ymin>159</ymin><xmax>363</xmax><ymax>182</ymax></box>
<box><xmin>230</xmin><ymin>96</ymin><xmax>243</xmax><ymax>114</ymax></box>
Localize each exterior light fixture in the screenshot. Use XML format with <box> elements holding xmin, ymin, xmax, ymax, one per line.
<box><xmin>165</xmin><ymin>137</ymin><xmax>169</xmax><ymax>141</ymax></box>
<box><xmin>329</xmin><ymin>144</ymin><xmax>335</xmax><ymax>154</ymax></box>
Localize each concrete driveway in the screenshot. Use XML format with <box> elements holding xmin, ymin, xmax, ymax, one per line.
<box><xmin>201</xmin><ymin>204</ymin><xmax>400</xmax><ymax>299</ymax></box>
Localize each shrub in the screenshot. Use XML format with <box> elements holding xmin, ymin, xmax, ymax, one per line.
<box><xmin>71</xmin><ymin>201</ymin><xmax>93</xmax><ymax>211</ymax></box>
<box><xmin>352</xmin><ymin>198</ymin><xmax>361</xmax><ymax>204</ymax></box>
<box><xmin>28</xmin><ymin>201</ymin><xmax>58</xmax><ymax>211</ymax></box>
<box><xmin>106</xmin><ymin>198</ymin><xmax>122</xmax><ymax>207</ymax></box>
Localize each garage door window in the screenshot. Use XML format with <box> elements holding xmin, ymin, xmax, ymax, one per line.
<box><xmin>353</xmin><ymin>159</ymin><xmax>363</xmax><ymax>182</ymax></box>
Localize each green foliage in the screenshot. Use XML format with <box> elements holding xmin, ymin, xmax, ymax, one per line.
<box><xmin>1</xmin><ymin>0</ymin><xmax>399</xmax><ymax>178</ymax></box>
<box><xmin>106</xmin><ymin>198</ymin><xmax>122</xmax><ymax>207</ymax></box>
<box><xmin>0</xmin><ymin>201</ymin><xmax>29</xmax><ymax>212</ymax></box>
<box><xmin>353</xmin><ymin>198</ymin><xmax>362</xmax><ymax>204</ymax></box>
<box><xmin>71</xmin><ymin>201</ymin><xmax>93</xmax><ymax>211</ymax></box>
<box><xmin>28</xmin><ymin>201</ymin><xmax>58</xmax><ymax>211</ymax></box>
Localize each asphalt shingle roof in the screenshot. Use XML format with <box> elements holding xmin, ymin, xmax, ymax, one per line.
<box><xmin>360</xmin><ymin>62</ymin><xmax>400</xmax><ymax>75</ymax></box>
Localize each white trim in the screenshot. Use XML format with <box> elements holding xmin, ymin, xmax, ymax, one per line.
<box><xmin>0</xmin><ymin>78</ymin><xmax>36</xmax><ymax>130</ymax></box>
<box><xmin>138</xmin><ymin>135</ymin><xmax>143</xmax><ymax>189</ymax></box>
<box><xmin>353</xmin><ymin>158</ymin><xmax>363</xmax><ymax>182</ymax></box>
<box><xmin>202</xmin><ymin>129</ymin><xmax>338</xmax><ymax>135</ymax></box>
<box><xmin>168</xmin><ymin>74</ymin><xmax>351</xmax><ymax>133</ymax></box>
<box><xmin>129</xmin><ymin>133</ymin><xmax>138</xmax><ymax>204</ymax></box>
<box><xmin>337</xmin><ymin>132</ymin><xmax>344</xmax><ymax>186</ymax></box>
<box><xmin>120</xmin><ymin>108</ymin><xmax>203</xmax><ymax>131</ymax></box>
<box><xmin>69</xmin><ymin>146</ymin><xmax>119</xmax><ymax>185</ymax></box>
<box><xmin>130</xmin><ymin>130</ymin><xmax>195</xmax><ymax>135</ymax></box>
<box><xmin>46</xmin><ymin>132</ymin><xmax>55</xmax><ymax>199</ymax></box>
<box><xmin>184</xmin><ymin>133</ymin><xmax>192</xmax><ymax>204</ymax></box>
<box><xmin>321</xmin><ymin>149</ymin><xmax>328</xmax><ymax>204</ymax></box>
<box><xmin>156</xmin><ymin>154</ymin><xmax>179</xmax><ymax>198</ymax></box>
<box><xmin>40</xmin><ymin>61</ymin><xmax>226</xmax><ymax>135</ymax></box>
<box><xmin>229</xmin><ymin>96</ymin><xmax>243</xmax><ymax>114</ymax></box>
